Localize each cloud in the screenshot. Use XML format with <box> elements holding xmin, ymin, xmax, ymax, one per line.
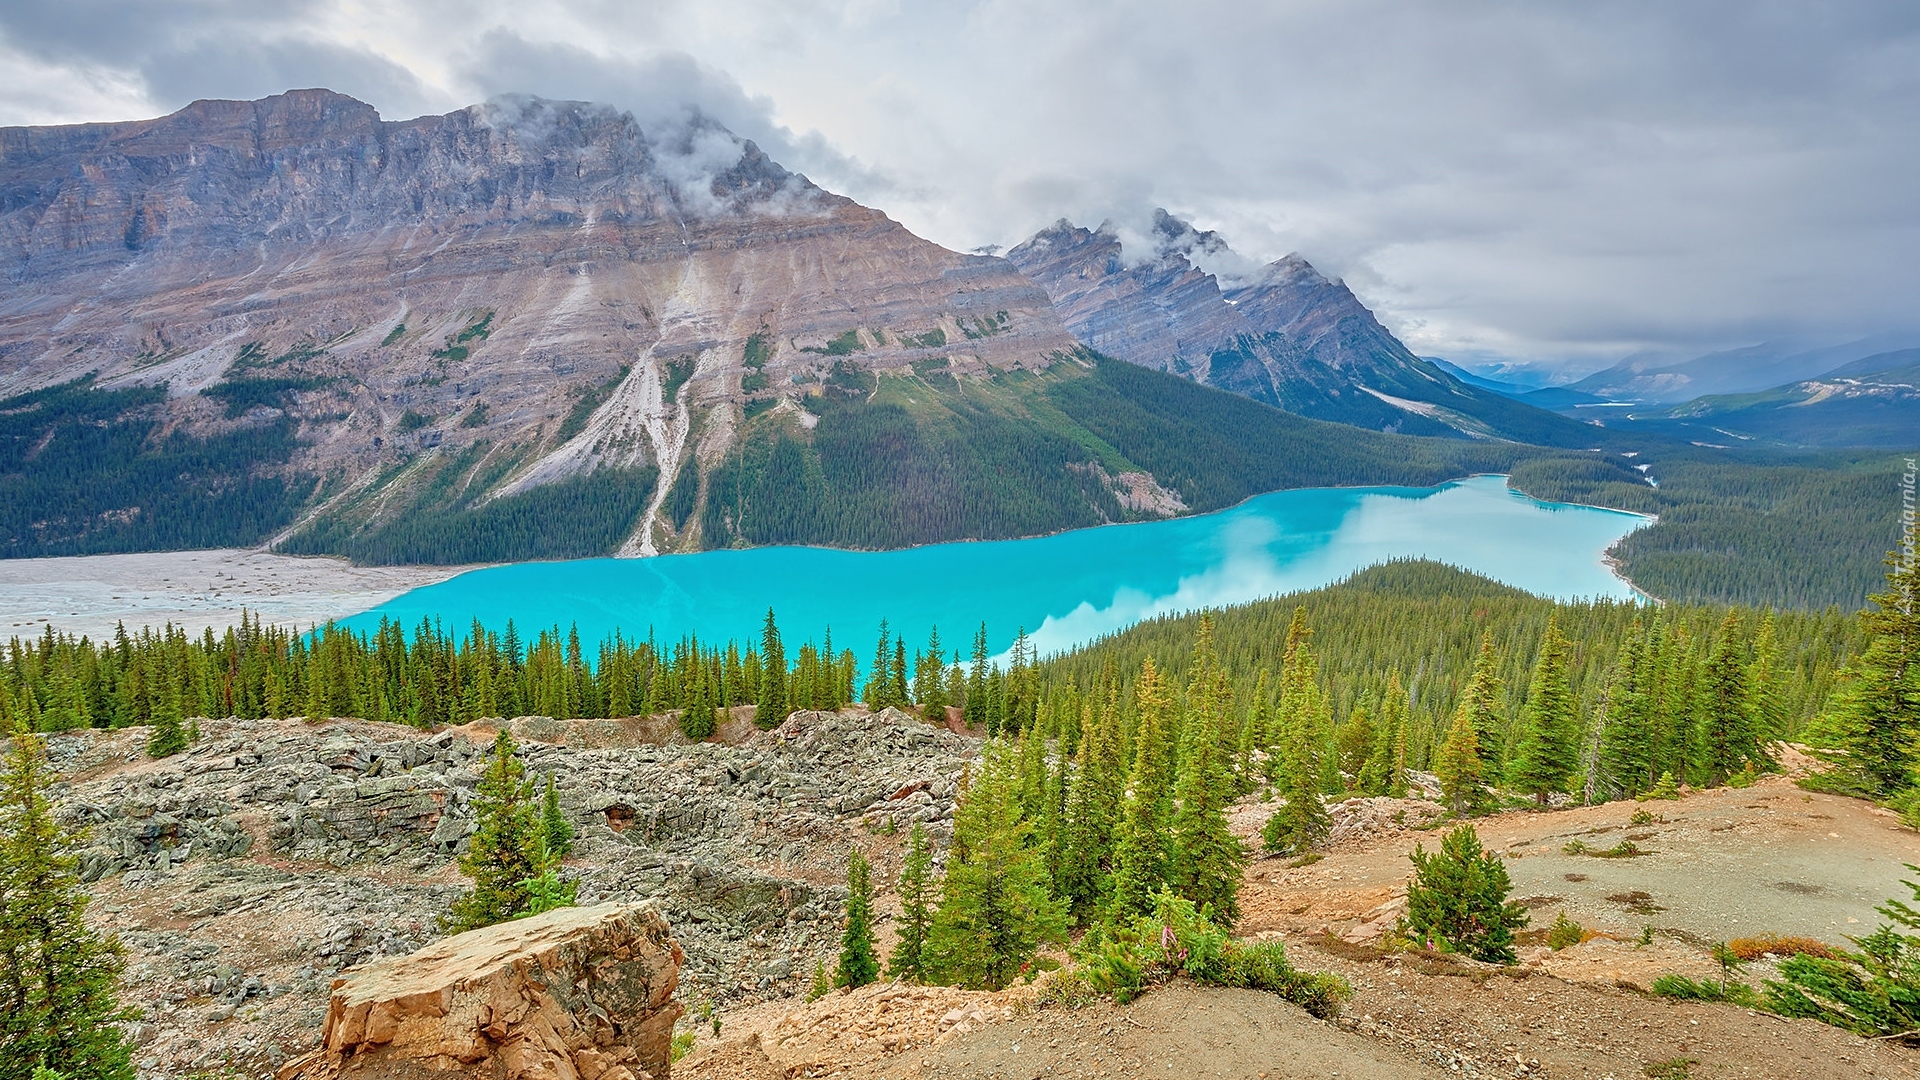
<box><xmin>0</xmin><ymin>0</ymin><xmax>1916</xmax><ymax>367</ymax></box>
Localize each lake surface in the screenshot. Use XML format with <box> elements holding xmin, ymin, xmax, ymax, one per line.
<box><xmin>341</xmin><ymin>475</ymin><xmax>1650</xmax><ymax>658</ymax></box>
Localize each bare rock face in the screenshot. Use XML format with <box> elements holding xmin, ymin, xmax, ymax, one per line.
<box><xmin>0</xmin><ymin>90</ymin><xmax>1078</xmax><ymax>555</ymax></box>
<box><xmin>1007</xmin><ymin>211</ymin><xmax>1481</xmax><ymax>437</ymax></box>
<box><xmin>302</xmin><ymin>902</ymin><xmax>684</xmax><ymax>1080</ymax></box>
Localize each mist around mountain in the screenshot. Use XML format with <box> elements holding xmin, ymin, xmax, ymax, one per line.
<box><xmin>1567</xmin><ymin>334</ymin><xmax>1920</xmax><ymax>404</ymax></box>
<box><xmin>1005</xmin><ymin>213</ymin><xmax>1612</xmax><ymax>449</ymax></box>
<box><xmin>1627</xmin><ymin>347</ymin><xmax>1920</xmax><ymax>449</ymax></box>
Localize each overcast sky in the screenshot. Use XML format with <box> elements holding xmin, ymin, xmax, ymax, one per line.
<box><xmin>3</xmin><ymin>0</ymin><xmax>1916</xmax><ymax>371</ymax></box>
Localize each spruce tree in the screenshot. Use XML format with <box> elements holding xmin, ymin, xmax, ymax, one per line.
<box><xmin>754</xmin><ymin>609</ymin><xmax>787</xmax><ymax>729</ymax></box>
<box><xmin>917</xmin><ymin>627</ymin><xmax>947</xmax><ymax>715</ymax></box>
<box><xmin>964</xmin><ymin>624</ymin><xmax>990</xmax><ymax>732</ymax></box>
<box><xmin>926</xmin><ymin>745</ymin><xmax>1066</xmax><ymax>990</ymax></box>
<box><xmin>1695</xmin><ymin>611</ymin><xmax>1767</xmax><ymax>785</ymax></box>
<box><xmin>540</xmin><ymin>774</ymin><xmax>574</xmax><ymax>859</ymax></box>
<box><xmin>1458</xmin><ymin>632</ymin><xmax>1505</xmax><ymax>775</ymax></box>
<box><xmin>836</xmin><ymin>850</ymin><xmax>880</xmax><ymax>990</ymax></box>
<box><xmin>1597</xmin><ymin>627</ymin><xmax>1655</xmax><ymax>797</ymax></box>
<box><xmin>1436</xmin><ymin>698</ymin><xmax>1487</xmax><ymax>815</ymax></box>
<box><xmin>1746</xmin><ymin>610</ymin><xmax>1788</xmax><ymax>741</ymax></box>
<box><xmin>1109</xmin><ymin>659</ymin><xmax>1176</xmax><ymax>919</ymax></box>
<box><xmin>864</xmin><ymin>621</ymin><xmax>891</xmax><ymax>708</ymax></box>
<box><xmin>888</xmin><ymin>824</ymin><xmax>934</xmax><ymax>983</ymax></box>
<box><xmin>1358</xmin><ymin>675</ymin><xmax>1410</xmax><ymax>797</ymax></box>
<box><xmin>889</xmin><ymin>640</ymin><xmax>911</xmax><ymax>711</ymax></box>
<box><xmin>0</xmin><ymin>726</ymin><xmax>134</xmax><ymax>1080</ymax></box>
<box><xmin>1808</xmin><ymin>530</ymin><xmax>1918</xmax><ymax>797</ymax></box>
<box><xmin>1505</xmin><ymin>616</ymin><xmax>1579</xmax><ymax>803</ymax></box>
<box><xmin>1262</xmin><ymin>619</ymin><xmax>1331</xmax><ymax>853</ymax></box>
<box><xmin>1170</xmin><ymin>677</ymin><xmax>1244</xmax><ymax>920</ymax></box>
<box><xmin>1055</xmin><ymin>693</ymin><xmax>1124</xmax><ymax>922</ymax></box>
<box><xmin>445</xmin><ymin>731</ymin><xmax>544</xmax><ymax>931</ymax></box>
<box><xmin>144</xmin><ymin>684</ymin><xmax>186</xmax><ymax>759</ymax></box>
<box><xmin>681</xmin><ymin>668</ymin><xmax>718</xmax><ymax>740</ymax></box>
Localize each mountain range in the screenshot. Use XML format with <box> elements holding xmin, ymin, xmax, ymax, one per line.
<box><xmin>1004</xmin><ymin>212</ymin><xmax>1607</xmax><ymax>448</ymax></box>
<box><xmin>3</xmin><ymin>89</ymin><xmax>1908</xmax><ymax>612</ymax></box>
<box><xmin>0</xmin><ymin>90</ymin><xmax>1557</xmax><ymax>565</ymax></box>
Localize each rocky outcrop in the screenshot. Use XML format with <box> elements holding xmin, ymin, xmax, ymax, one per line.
<box><xmin>294</xmin><ymin>902</ymin><xmax>683</xmax><ymax>1080</ymax></box>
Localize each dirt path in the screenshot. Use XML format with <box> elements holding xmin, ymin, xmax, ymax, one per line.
<box><xmin>1236</xmin><ymin>776</ymin><xmax>1918</xmax><ymax>955</ymax></box>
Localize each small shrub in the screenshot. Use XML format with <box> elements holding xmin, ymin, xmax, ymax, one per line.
<box><xmin>459</xmin><ymin>403</ymin><xmax>489</xmax><ymax>428</ymax></box>
<box><xmin>1564</xmin><ymin>839</ymin><xmax>1645</xmax><ymax>858</ymax></box>
<box><xmin>1651</xmin><ymin>973</ymin><xmax>1756</xmax><ymax>1006</ymax></box>
<box><xmin>806</xmin><ymin>959</ymin><xmax>832</xmax><ymax>1002</ymax></box>
<box><xmin>1636</xmin><ymin>772</ymin><xmax>1681</xmax><ymax>801</ymax></box>
<box><xmin>1761</xmin><ymin>864</ymin><xmax>1920</xmax><ymax>1042</ymax></box>
<box><xmin>669</xmin><ymin>1030</ymin><xmax>696</xmax><ymax>1063</ymax></box>
<box><xmin>1629</xmin><ymin>808</ymin><xmax>1663</xmax><ymax>826</ymax></box>
<box><xmin>1728</xmin><ymin>767</ymin><xmax>1757</xmax><ymax>789</ymax></box>
<box><xmin>1726</xmin><ymin>934</ymin><xmax>1835</xmax><ymax>962</ymax></box>
<box><xmin>1547</xmin><ymin>912</ymin><xmax>1584</xmax><ymax>950</ymax></box>
<box><xmin>1643</xmin><ymin>1058</ymin><xmax>1697</xmax><ymax>1080</ymax></box>
<box><xmin>381</xmin><ymin>322</ymin><xmax>407</xmax><ymax>346</ymax></box>
<box><xmin>397</xmin><ymin>409</ymin><xmax>432</xmax><ymax>433</ymax></box>
<box><xmin>1401</xmin><ymin>824</ymin><xmax>1528</xmax><ymax>965</ymax></box>
<box><xmin>1072</xmin><ymin>891</ymin><xmax>1350</xmax><ymax>1014</ymax></box>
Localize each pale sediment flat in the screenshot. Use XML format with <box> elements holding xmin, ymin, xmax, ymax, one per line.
<box><xmin>0</xmin><ymin>549</ymin><xmax>472</xmax><ymax>640</ymax></box>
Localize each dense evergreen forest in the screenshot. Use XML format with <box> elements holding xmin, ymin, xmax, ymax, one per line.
<box><xmin>0</xmin><ymin>560</ymin><xmax>1864</xmax><ymax>794</ymax></box>
<box><xmin>1509</xmin><ymin>448</ymin><xmax>1913</xmax><ymax>609</ymax></box>
<box><xmin>0</xmin><ymin>377</ymin><xmax>313</xmax><ymax>558</ymax></box>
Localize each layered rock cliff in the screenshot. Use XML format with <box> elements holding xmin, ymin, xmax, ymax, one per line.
<box><xmin>0</xmin><ymin>90</ymin><xmax>1079</xmax><ymax>557</ymax></box>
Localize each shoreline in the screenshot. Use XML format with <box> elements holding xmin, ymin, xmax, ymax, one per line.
<box><xmin>0</xmin><ymin>475</ymin><xmax>1656</xmax><ymax>641</ymax></box>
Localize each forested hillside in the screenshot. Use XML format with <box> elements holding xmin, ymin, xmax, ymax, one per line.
<box><xmin>1039</xmin><ymin>560</ymin><xmax>1862</xmax><ymax>785</ymax></box>
<box><xmin>1509</xmin><ymin>449</ymin><xmax>1912</xmax><ymax>609</ymax></box>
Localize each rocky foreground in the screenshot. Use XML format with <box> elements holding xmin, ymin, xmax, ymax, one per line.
<box><xmin>43</xmin><ymin>706</ymin><xmax>970</xmax><ymax>1077</ymax></box>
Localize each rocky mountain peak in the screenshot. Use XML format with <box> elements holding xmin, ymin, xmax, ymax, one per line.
<box><xmin>0</xmin><ymin>90</ymin><xmax>1078</xmax><ymax>559</ymax></box>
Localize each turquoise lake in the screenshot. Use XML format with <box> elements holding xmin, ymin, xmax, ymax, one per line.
<box><xmin>340</xmin><ymin>475</ymin><xmax>1650</xmax><ymax>657</ymax></box>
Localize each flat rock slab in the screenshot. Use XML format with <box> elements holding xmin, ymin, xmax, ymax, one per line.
<box><xmin>301</xmin><ymin>902</ymin><xmax>684</xmax><ymax>1080</ymax></box>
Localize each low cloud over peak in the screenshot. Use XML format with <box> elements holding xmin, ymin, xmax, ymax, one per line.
<box><xmin>1</xmin><ymin>0</ymin><xmax>1915</xmax><ymax>371</ymax></box>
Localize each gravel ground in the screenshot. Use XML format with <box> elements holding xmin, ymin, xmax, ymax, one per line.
<box><xmin>0</xmin><ymin>548</ymin><xmax>467</xmax><ymax>638</ymax></box>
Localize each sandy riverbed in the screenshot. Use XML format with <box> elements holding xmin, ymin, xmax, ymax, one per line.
<box><xmin>0</xmin><ymin>549</ymin><xmax>473</xmax><ymax>640</ymax></box>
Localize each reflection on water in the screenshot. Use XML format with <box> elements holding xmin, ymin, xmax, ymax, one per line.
<box><xmin>342</xmin><ymin>475</ymin><xmax>1650</xmax><ymax>657</ymax></box>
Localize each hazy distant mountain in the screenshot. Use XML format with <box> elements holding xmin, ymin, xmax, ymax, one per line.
<box><xmin>1007</xmin><ymin>213</ymin><xmax>1610</xmax><ymax>447</ymax></box>
<box><xmin>1568</xmin><ymin>335</ymin><xmax>1920</xmax><ymax>403</ymax></box>
<box><xmin>1644</xmin><ymin>347</ymin><xmax>1920</xmax><ymax>448</ymax></box>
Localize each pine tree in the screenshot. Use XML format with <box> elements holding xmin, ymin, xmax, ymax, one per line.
<box><xmin>1358</xmin><ymin>675</ymin><xmax>1410</xmax><ymax>797</ymax></box>
<box><xmin>836</xmin><ymin>850</ymin><xmax>880</xmax><ymax>990</ymax></box>
<box><xmin>926</xmin><ymin>745</ymin><xmax>1066</xmax><ymax>990</ymax></box>
<box><xmin>1436</xmin><ymin>698</ymin><xmax>1487</xmax><ymax>815</ymax></box>
<box><xmin>865</xmin><ymin>621</ymin><xmax>891</xmax><ymax>708</ymax></box>
<box><xmin>1597</xmin><ymin>627</ymin><xmax>1654</xmax><ymax>797</ymax></box>
<box><xmin>445</xmin><ymin>731</ymin><xmax>544</xmax><ymax>931</ymax></box>
<box><xmin>889</xmin><ymin>639</ymin><xmax>911</xmax><ymax>710</ymax></box>
<box><xmin>1808</xmin><ymin>530</ymin><xmax>1918</xmax><ymax>797</ymax></box>
<box><xmin>681</xmin><ymin>667</ymin><xmax>718</xmax><ymax>740</ymax></box>
<box><xmin>754</xmin><ymin>609</ymin><xmax>787</xmax><ymax>729</ymax></box>
<box><xmin>964</xmin><ymin>623</ymin><xmax>990</xmax><ymax>731</ymax></box>
<box><xmin>1695</xmin><ymin>611</ymin><xmax>1767</xmax><ymax>785</ymax></box>
<box><xmin>1170</xmin><ymin>677</ymin><xmax>1244</xmax><ymax>921</ymax></box>
<box><xmin>888</xmin><ymin>824</ymin><xmax>934</xmax><ymax>983</ymax></box>
<box><xmin>540</xmin><ymin>774</ymin><xmax>574</xmax><ymax>859</ymax></box>
<box><xmin>917</xmin><ymin>626</ymin><xmax>947</xmax><ymax>715</ymax></box>
<box><xmin>1505</xmin><ymin>616</ymin><xmax>1579</xmax><ymax>803</ymax></box>
<box><xmin>1109</xmin><ymin>659</ymin><xmax>1176</xmax><ymax>919</ymax></box>
<box><xmin>0</xmin><ymin>725</ymin><xmax>135</xmax><ymax>1080</ymax></box>
<box><xmin>1458</xmin><ymin>632</ymin><xmax>1505</xmax><ymax>775</ymax></box>
<box><xmin>1055</xmin><ymin>692</ymin><xmax>1124</xmax><ymax>922</ymax></box>
<box><xmin>143</xmin><ymin>681</ymin><xmax>186</xmax><ymax>759</ymax></box>
<box><xmin>1746</xmin><ymin>610</ymin><xmax>1788</xmax><ymax>741</ymax></box>
<box><xmin>1262</xmin><ymin>615</ymin><xmax>1330</xmax><ymax>854</ymax></box>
